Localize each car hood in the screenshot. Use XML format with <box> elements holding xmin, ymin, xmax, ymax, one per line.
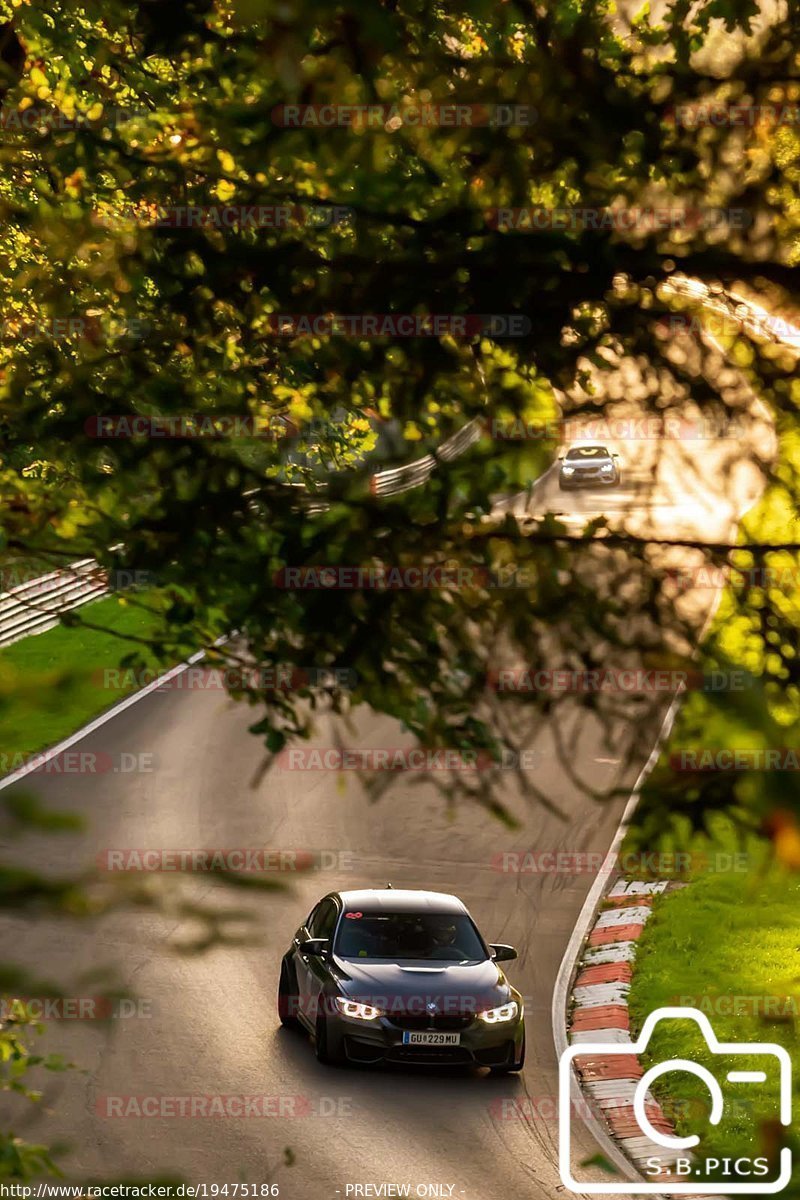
<box><xmin>331</xmin><ymin>956</ymin><xmax>513</xmax><ymax>1012</ymax></box>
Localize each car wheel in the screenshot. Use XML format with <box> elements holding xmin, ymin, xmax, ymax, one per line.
<box><xmin>315</xmin><ymin>1012</ymin><xmax>345</xmax><ymax>1066</ymax></box>
<box><xmin>490</xmin><ymin>1031</ymin><xmax>525</xmax><ymax>1075</ymax></box>
<box><xmin>277</xmin><ymin>959</ymin><xmax>300</xmax><ymax>1029</ymax></box>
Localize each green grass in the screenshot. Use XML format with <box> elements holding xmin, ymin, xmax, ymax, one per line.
<box><xmin>0</xmin><ymin>593</ymin><xmax>171</xmax><ymax>771</ymax></box>
<box><xmin>629</xmin><ymin>861</ymin><xmax>800</xmax><ymax>1189</ymax></box>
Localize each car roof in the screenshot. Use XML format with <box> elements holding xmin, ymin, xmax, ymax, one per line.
<box><xmin>337</xmin><ymin>888</ymin><xmax>468</xmax><ymax>915</ymax></box>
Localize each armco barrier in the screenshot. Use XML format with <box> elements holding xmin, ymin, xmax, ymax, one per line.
<box><xmin>0</xmin><ymin>559</ymin><xmax>109</xmax><ymax>648</ymax></box>
<box><xmin>0</xmin><ymin>424</ymin><xmax>483</xmax><ymax>650</ymax></box>
<box><xmin>370</xmin><ymin>418</ymin><xmax>483</xmax><ymax>497</ymax></box>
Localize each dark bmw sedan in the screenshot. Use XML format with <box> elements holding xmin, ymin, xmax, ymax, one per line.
<box><xmin>278</xmin><ymin>888</ymin><xmax>525</xmax><ymax>1071</ymax></box>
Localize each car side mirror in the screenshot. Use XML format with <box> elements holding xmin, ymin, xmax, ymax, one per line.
<box><xmin>303</xmin><ymin>938</ymin><xmax>330</xmax><ymax>957</ymax></box>
<box><xmin>558</xmin><ymin>455</ymin><xmax>564</xmax><ymax>461</ymax></box>
<box><xmin>612</xmin><ymin>453</ymin><xmax>619</xmax><ymax>459</ymax></box>
<box><xmin>489</xmin><ymin>943</ymin><xmax>517</xmax><ymax>962</ymax></box>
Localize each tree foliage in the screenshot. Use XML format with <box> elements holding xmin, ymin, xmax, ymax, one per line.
<box><xmin>0</xmin><ymin>1</ymin><xmax>799</xmax><ymax>869</ymax></box>
<box><xmin>3</xmin><ymin>0</ymin><xmax>800</xmax><ymax>1181</ymax></box>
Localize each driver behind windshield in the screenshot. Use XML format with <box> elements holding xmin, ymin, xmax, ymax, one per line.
<box><xmin>336</xmin><ymin>912</ymin><xmax>486</xmax><ymax>960</ymax></box>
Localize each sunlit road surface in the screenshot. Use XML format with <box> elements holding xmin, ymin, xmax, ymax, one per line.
<box><xmin>0</xmin><ymin>338</ymin><xmax>776</xmax><ymax>1199</ymax></box>
<box><xmin>502</xmin><ymin>329</ymin><xmax>777</xmax><ymax>540</ymax></box>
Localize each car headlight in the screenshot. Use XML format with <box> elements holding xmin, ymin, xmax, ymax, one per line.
<box><xmin>600</xmin><ymin>462</ymin><xmax>614</xmax><ymax>473</ymax></box>
<box><xmin>561</xmin><ymin>465</ymin><xmax>575</xmax><ymax>475</ymax></box>
<box><xmin>334</xmin><ymin>997</ymin><xmax>384</xmax><ymax>1020</ymax></box>
<box><xmin>477</xmin><ymin>1000</ymin><xmax>519</xmax><ymax>1024</ymax></box>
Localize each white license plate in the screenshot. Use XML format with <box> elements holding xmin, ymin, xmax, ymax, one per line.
<box><xmin>402</xmin><ymin>1030</ymin><xmax>461</xmax><ymax>1046</ymax></box>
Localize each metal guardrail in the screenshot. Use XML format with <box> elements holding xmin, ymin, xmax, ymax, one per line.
<box><xmin>0</xmin><ymin>559</ymin><xmax>109</xmax><ymax>648</ymax></box>
<box><xmin>369</xmin><ymin>418</ymin><xmax>483</xmax><ymax>497</ymax></box>
<box><xmin>0</xmin><ymin>421</ymin><xmax>486</xmax><ymax>649</ymax></box>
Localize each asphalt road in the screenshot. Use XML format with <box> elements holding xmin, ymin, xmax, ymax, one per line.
<box><xmin>0</xmin><ymin>362</ymin><xmax>776</xmax><ymax>1198</ymax></box>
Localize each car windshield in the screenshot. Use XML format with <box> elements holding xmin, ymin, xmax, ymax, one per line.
<box><xmin>565</xmin><ymin>445</ymin><xmax>610</xmax><ymax>460</ymax></box>
<box><xmin>335</xmin><ymin>911</ymin><xmax>488</xmax><ymax>961</ymax></box>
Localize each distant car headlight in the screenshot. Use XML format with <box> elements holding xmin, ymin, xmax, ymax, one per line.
<box><xmin>334</xmin><ymin>997</ymin><xmax>384</xmax><ymax>1020</ymax></box>
<box><xmin>477</xmin><ymin>1000</ymin><xmax>519</xmax><ymax>1024</ymax></box>
<box><xmin>561</xmin><ymin>465</ymin><xmax>575</xmax><ymax>476</ymax></box>
<box><xmin>600</xmin><ymin>462</ymin><xmax>614</xmax><ymax>473</ymax></box>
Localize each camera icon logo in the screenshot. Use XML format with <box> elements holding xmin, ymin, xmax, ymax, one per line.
<box><xmin>559</xmin><ymin>1006</ymin><xmax>792</xmax><ymax>1194</ymax></box>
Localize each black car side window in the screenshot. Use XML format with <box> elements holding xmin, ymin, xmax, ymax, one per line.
<box><xmin>305</xmin><ymin>903</ymin><xmax>322</xmax><ymax>936</ymax></box>
<box><xmin>307</xmin><ymin>898</ymin><xmax>337</xmax><ymax>939</ymax></box>
<box><xmin>317</xmin><ymin>900</ymin><xmax>339</xmax><ymax>940</ymax></box>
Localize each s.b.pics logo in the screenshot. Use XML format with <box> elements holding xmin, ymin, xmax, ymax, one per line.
<box><xmin>559</xmin><ymin>1007</ymin><xmax>792</xmax><ymax>1194</ymax></box>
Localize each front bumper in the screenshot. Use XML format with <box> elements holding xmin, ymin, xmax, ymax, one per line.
<box><xmin>559</xmin><ymin>470</ymin><xmax>619</xmax><ymax>488</ymax></box>
<box><xmin>330</xmin><ymin>1012</ymin><xmax>525</xmax><ymax>1067</ymax></box>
